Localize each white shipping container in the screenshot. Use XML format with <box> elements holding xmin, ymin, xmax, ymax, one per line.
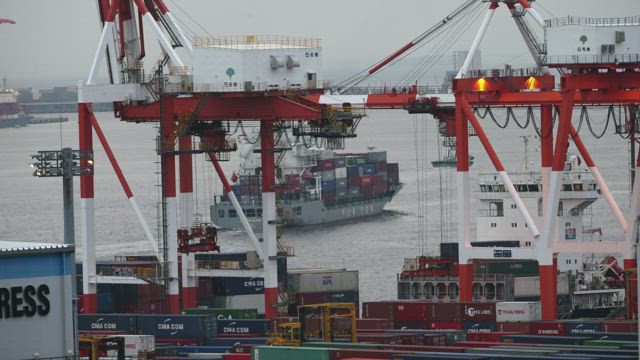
<box><xmin>106</xmin><ymin>335</ymin><xmax>154</xmax><ymax>357</ymax></box>
<box><xmin>496</xmin><ymin>302</ymin><xmax>541</xmax><ymax>322</ymax></box>
<box><xmin>514</xmin><ymin>274</ymin><xmax>570</xmax><ymax>297</ymax></box>
<box><xmin>288</xmin><ymin>270</ymin><xmax>359</xmax><ymax>294</ymax></box>
<box><xmin>214</xmin><ymin>294</ymin><xmax>265</xmax><ymax>313</ymax></box>
<box><xmin>335</xmin><ymin>167</ymin><xmax>347</xmax><ymax>179</ymax></box>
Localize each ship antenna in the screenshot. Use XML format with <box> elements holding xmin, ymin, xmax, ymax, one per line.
<box><xmin>366</xmin><ymin>140</ymin><xmax>375</xmax><ymax>151</ymax></box>
<box><xmin>520</xmin><ymin>135</ymin><xmax>530</xmax><ymax>180</ymax></box>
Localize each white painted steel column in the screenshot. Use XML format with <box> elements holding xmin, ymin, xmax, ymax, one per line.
<box><xmin>499</xmin><ymin>171</ymin><xmax>540</xmax><ymax>237</ymax></box>
<box><xmin>142</xmin><ymin>13</ymin><xmax>185</xmax><ymax>68</ymax></box>
<box><xmin>87</xmin><ymin>22</ymin><xmax>114</xmax><ymax>85</ymax></box>
<box><xmin>80</xmin><ymin>198</ymin><xmax>97</xmax><ymax>306</ymax></box>
<box><xmin>456</xmin><ymin>4</ymin><xmax>497</xmax><ymax>79</ymax></box>
<box><xmin>590</xmin><ymin>167</ymin><xmax>628</xmax><ymax>231</ymax></box>
<box><xmin>525</xmin><ymin>7</ymin><xmax>545</xmax><ymax>27</ymax></box>
<box><xmin>260</xmin><ymin>122</ymin><xmax>279</xmax><ymax>319</ymax></box>
<box><xmin>229</xmin><ymin>192</ymin><xmax>265</xmax><ymax>260</ymax></box>
<box><xmin>210</xmin><ymin>155</ymin><xmax>264</xmax><ymax>260</ymax></box>
<box><xmin>166</xmin><ymin>13</ymin><xmax>193</xmax><ymax>52</ymax></box>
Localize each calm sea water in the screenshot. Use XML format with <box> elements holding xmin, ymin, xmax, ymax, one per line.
<box><xmin>0</xmin><ymin>108</ymin><xmax>632</xmax><ymax>302</ymax></box>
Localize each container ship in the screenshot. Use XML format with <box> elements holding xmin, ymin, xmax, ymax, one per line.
<box><xmin>211</xmin><ymin>139</ymin><xmax>402</xmax><ymax>228</ymax></box>
<box><xmin>0</xmin><ymin>86</ymin><xmax>31</xmax><ymax>128</ymax></box>
<box><xmin>397</xmin><ymin>154</ymin><xmax>628</xmax><ymax>318</ymax></box>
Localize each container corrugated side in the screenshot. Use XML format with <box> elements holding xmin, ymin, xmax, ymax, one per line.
<box><xmin>182</xmin><ymin>308</ymin><xmax>258</xmax><ymax>320</ymax></box>
<box><xmin>251</xmin><ymin>346</ymin><xmax>331</xmax><ymax>360</ymax></box>
<box><xmin>78</xmin><ymin>314</ymin><xmax>137</xmax><ymax>333</ymax></box>
<box><xmin>496</xmin><ymin>301</ymin><xmax>541</xmax><ymax>322</ymax></box>
<box><xmin>287</xmin><ymin>270</ymin><xmax>358</xmax><ymax>294</ymax></box>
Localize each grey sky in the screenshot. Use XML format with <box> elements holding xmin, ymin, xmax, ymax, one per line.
<box><xmin>1</xmin><ymin>0</ymin><xmax>639</xmax><ymax>88</ymax></box>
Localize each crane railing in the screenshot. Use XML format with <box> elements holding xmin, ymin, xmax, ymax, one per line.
<box><xmin>192</xmin><ymin>35</ymin><xmax>321</xmax><ymax>49</ymax></box>
<box><xmin>545</xmin><ymin>16</ymin><xmax>640</xmax><ymax>28</ymax></box>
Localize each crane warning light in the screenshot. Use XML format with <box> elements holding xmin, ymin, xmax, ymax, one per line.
<box><xmin>525</xmin><ymin>76</ymin><xmax>539</xmax><ymax>90</ymax></box>
<box><xmin>474</xmin><ymin>78</ymin><xmax>488</xmax><ymax>92</ymax></box>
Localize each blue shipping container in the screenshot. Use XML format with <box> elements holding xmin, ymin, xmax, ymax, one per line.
<box><xmin>137</xmin><ymin>315</ymin><xmax>213</xmax><ymax>339</ymax></box>
<box><xmin>97</xmin><ymin>293</ymin><xmax>113</xmax><ymax>314</ymax></box>
<box><xmin>78</xmin><ymin>314</ymin><xmax>136</xmax><ymax>333</ymax></box>
<box><xmin>566</xmin><ymin>322</ymin><xmax>601</xmax><ymax>334</ymax></box>
<box><xmin>329</xmin><ymin>291</ymin><xmax>359</xmax><ymax>304</ymax></box>
<box><xmin>322</xmin><ymin>180</ymin><xmax>336</xmax><ymax>192</ymax></box>
<box><xmin>195</xmin><ymin>252</ymin><xmax>248</xmax><ymax>262</ymax></box>
<box><xmin>361</xmin><ymin>164</ymin><xmax>377</xmax><ymax>176</ymax></box>
<box><xmin>463</xmin><ymin>321</ymin><xmax>497</xmax><ymax>333</ymax></box>
<box><xmin>216</xmin><ymin>319</ymin><xmax>270</xmax><ymax>337</ymax></box>
<box><xmin>213</xmin><ymin>277</ymin><xmax>265</xmax><ymax>296</ymax></box>
<box><xmin>347</xmin><ymin>167</ymin><xmax>359</xmax><ymax>178</ymax></box>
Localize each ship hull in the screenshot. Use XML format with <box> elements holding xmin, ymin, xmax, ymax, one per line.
<box><xmin>211</xmin><ymin>186</ymin><xmax>401</xmax><ymax>229</ymax></box>
<box><xmin>0</xmin><ymin>114</ymin><xmax>31</xmax><ymax>128</ymax></box>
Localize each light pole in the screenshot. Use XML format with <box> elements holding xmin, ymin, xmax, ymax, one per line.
<box><xmin>31</xmin><ymin>147</ymin><xmax>93</xmax><ymax>357</ymax></box>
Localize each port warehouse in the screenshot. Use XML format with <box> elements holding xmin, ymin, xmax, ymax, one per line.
<box><xmin>0</xmin><ymin>241</ymin><xmax>75</xmax><ymax>360</ymax></box>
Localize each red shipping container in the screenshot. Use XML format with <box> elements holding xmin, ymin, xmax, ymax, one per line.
<box><xmin>395</xmin><ymin>320</ymin><xmax>428</xmax><ymax>330</ymax></box>
<box><xmin>530</xmin><ymin>321</ymin><xmax>566</xmax><ymax>336</ymax></box>
<box><xmin>318</xmin><ymin>159</ymin><xmax>335</xmax><ymax>171</ymax></box>
<box><xmin>394</xmin><ymin>301</ymin><xmax>429</xmax><ymax>321</ymax></box>
<box><xmin>360</xmin><ymin>183</ymin><xmax>374</xmax><ymax>196</ymax></box>
<box><xmin>347</xmin><ymin>177</ymin><xmax>360</xmax><ymax>187</ymax></box>
<box><xmin>295</xmin><ymin>292</ymin><xmax>330</xmax><ymax>305</ymax></box>
<box><xmin>285</xmin><ymin>174</ymin><xmax>301</xmax><ymax>184</ymax></box>
<box><xmin>600</xmin><ymin>320</ymin><xmax>638</xmax><ymax>333</ymax></box>
<box><xmin>322</xmin><ymin>192</ymin><xmax>336</xmax><ymax>201</ymax></box>
<box><xmin>466</xmin><ymin>331</ymin><xmax>519</xmax><ymax>343</ymax></box>
<box><xmin>363</xmin><ymin>302</ymin><xmax>395</xmax><ymax>321</ymax></box>
<box><xmin>461</xmin><ymin>302</ymin><xmax>496</xmax><ymax>322</ymax></box>
<box><xmin>496</xmin><ymin>322</ymin><xmax>531</xmax><ymax>333</ymax></box>
<box><xmin>376</xmin><ymin>162</ymin><xmax>387</xmax><ymax>172</ymax></box>
<box><xmin>223</xmin><ymin>354</ymin><xmax>251</xmax><ymax>360</ymax></box>
<box><xmin>360</xmin><ymin>175</ymin><xmax>373</xmax><ymax>185</ymax></box>
<box><xmin>429</xmin><ymin>322</ymin><xmax>462</xmax><ymax>330</ymax></box>
<box><xmin>356</xmin><ymin>318</ymin><xmax>394</xmax><ymax>330</ymax></box>
<box><xmin>428</xmin><ymin>302</ymin><xmax>462</xmax><ymax>322</ymax></box>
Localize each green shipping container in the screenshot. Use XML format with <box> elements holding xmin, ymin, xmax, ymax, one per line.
<box><xmin>252</xmin><ymin>346</ymin><xmax>331</xmax><ymax>360</ymax></box>
<box><xmin>474</xmin><ymin>260</ymin><xmax>539</xmax><ymax>277</ymax></box>
<box><xmin>583</xmin><ymin>340</ymin><xmax>638</xmax><ymax>348</ymax></box>
<box><xmin>181</xmin><ymin>308</ymin><xmax>258</xmax><ymax>320</ymax></box>
<box><xmin>346</xmin><ymin>156</ymin><xmax>368</xmax><ymax>167</ymax></box>
<box><xmin>303</xmin><ymin>342</ymin><xmax>382</xmax><ymax>350</ymax></box>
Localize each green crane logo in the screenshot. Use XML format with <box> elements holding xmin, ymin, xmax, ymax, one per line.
<box><xmin>226</xmin><ymin>67</ymin><xmax>236</xmax><ymax>80</ymax></box>
<box><xmin>579</xmin><ymin>35</ymin><xmax>588</xmax><ymax>45</ymax></box>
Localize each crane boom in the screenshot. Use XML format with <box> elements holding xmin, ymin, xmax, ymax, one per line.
<box><xmin>368</xmin><ymin>0</ymin><xmax>480</xmax><ymax>75</ymax></box>
<box><xmin>337</xmin><ymin>0</ymin><xmax>480</xmax><ymax>93</ymax></box>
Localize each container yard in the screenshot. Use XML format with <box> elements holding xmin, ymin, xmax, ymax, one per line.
<box><xmin>2</xmin><ymin>0</ymin><xmax>640</xmax><ymax>359</ymax></box>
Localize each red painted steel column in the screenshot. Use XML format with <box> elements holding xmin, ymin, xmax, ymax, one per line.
<box><xmin>179</xmin><ymin>135</ymin><xmax>196</xmax><ymax>309</ymax></box>
<box><xmin>455</xmin><ymin>93</ymin><xmax>473</xmax><ymax>302</ymax></box>
<box><xmin>261</xmin><ymin>121</ymin><xmax>279</xmax><ymax>319</ymax></box>
<box><xmin>539</xmin><ymin>263</ymin><xmax>557</xmax><ymax>320</ymax></box>
<box><xmin>539</xmin><ymin>92</ymin><xmax>574</xmax><ymax>321</ymax></box>
<box><xmin>162</xmin><ymin>96</ymin><xmax>180</xmax><ymax>314</ymax></box>
<box><xmin>540</xmin><ymin>105</ymin><xmax>553</xmax><ymax>210</ymax></box>
<box><xmin>79</xmin><ymin>103</ymin><xmax>97</xmax><ymax>314</ymax></box>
